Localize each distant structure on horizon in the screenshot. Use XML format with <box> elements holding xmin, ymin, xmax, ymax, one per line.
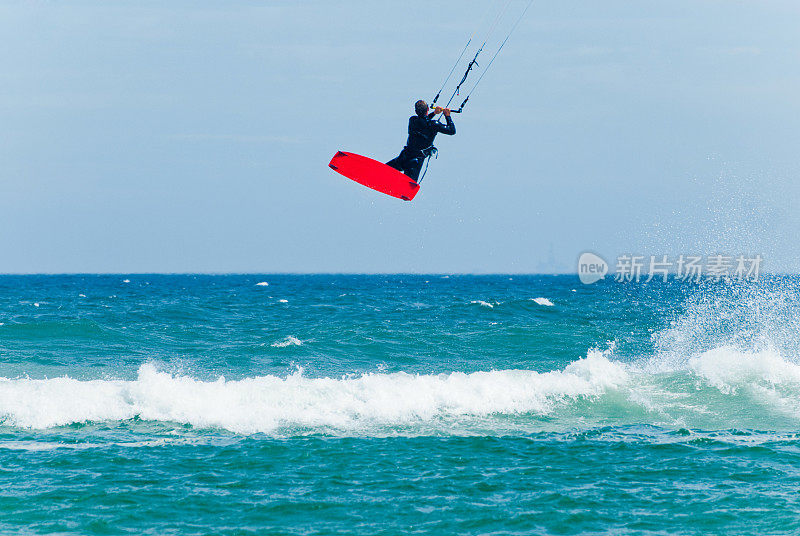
<box><xmin>534</xmin><ymin>244</ymin><xmax>569</xmax><ymax>274</ymax></box>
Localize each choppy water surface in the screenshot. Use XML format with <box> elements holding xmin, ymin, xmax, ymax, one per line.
<box><xmin>1</xmin><ymin>275</ymin><xmax>799</xmax><ymax>534</ymax></box>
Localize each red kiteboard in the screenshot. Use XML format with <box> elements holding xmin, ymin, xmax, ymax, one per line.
<box><xmin>329</xmin><ymin>151</ymin><xmax>420</xmax><ymax>201</ymax></box>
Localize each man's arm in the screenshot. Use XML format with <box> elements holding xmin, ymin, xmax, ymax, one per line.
<box><xmin>427</xmin><ymin>106</ymin><xmax>444</xmax><ymax>119</ymax></box>
<box><xmin>435</xmin><ymin>108</ymin><xmax>456</xmax><ymax>135</ymax></box>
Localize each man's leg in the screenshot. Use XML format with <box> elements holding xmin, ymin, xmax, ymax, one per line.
<box><xmin>386</xmin><ymin>153</ymin><xmax>404</xmax><ymax>171</ymax></box>
<box><xmin>404</xmin><ymin>156</ymin><xmax>425</xmax><ymax>182</ymax></box>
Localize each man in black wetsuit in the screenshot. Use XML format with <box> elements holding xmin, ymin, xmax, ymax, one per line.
<box><xmin>387</xmin><ymin>99</ymin><xmax>456</xmax><ymax>182</ymax></box>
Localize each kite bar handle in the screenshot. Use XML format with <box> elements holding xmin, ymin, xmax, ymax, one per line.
<box><xmin>434</xmin><ymin>96</ymin><xmax>467</xmax><ymax>115</ymax></box>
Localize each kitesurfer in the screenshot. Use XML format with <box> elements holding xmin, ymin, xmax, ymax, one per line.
<box><xmin>386</xmin><ymin>100</ymin><xmax>456</xmax><ymax>182</ymax></box>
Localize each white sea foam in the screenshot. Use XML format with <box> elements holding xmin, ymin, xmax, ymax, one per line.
<box><xmin>271</xmin><ymin>336</ymin><xmax>303</xmax><ymax>348</ymax></box>
<box><xmin>0</xmin><ymin>438</ymin><xmax>202</xmax><ymax>451</ymax></box>
<box><xmin>0</xmin><ymin>352</ymin><xmax>629</xmax><ymax>434</ymax></box>
<box><xmin>256</xmin><ymin>282</ymin><xmax>269</xmax><ymax>286</ymax></box>
<box><xmin>632</xmin><ymin>343</ymin><xmax>800</xmax><ymax>427</ymax></box>
<box><xmin>0</xmin><ymin>441</ymin><xmax>81</xmax><ymax>451</ymax></box>
<box><xmin>688</xmin><ymin>345</ymin><xmax>800</xmax><ymax>422</ymax></box>
<box><xmin>278</xmin><ymin>299</ymin><xmax>288</xmax><ymax>303</ymax></box>
<box><xmin>4</xmin><ymin>344</ymin><xmax>800</xmax><ymax>435</ymax></box>
<box><xmin>532</xmin><ymin>297</ymin><xmax>554</xmax><ymax>306</ymax></box>
<box><xmin>470</xmin><ymin>300</ymin><xmax>494</xmax><ymax>308</ymax></box>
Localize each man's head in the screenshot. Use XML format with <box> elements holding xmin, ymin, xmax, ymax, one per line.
<box><xmin>415</xmin><ymin>100</ymin><xmax>429</xmax><ymax>117</ymax></box>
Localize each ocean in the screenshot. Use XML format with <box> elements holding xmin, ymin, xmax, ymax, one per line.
<box><xmin>1</xmin><ymin>274</ymin><xmax>799</xmax><ymax>535</ymax></box>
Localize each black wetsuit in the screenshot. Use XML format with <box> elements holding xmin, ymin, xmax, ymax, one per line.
<box><xmin>387</xmin><ymin>113</ymin><xmax>456</xmax><ymax>181</ymax></box>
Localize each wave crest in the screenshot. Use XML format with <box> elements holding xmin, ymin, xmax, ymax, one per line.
<box><xmin>0</xmin><ymin>352</ymin><xmax>626</xmax><ymax>434</ymax></box>
<box><xmin>3</xmin><ymin>345</ymin><xmax>800</xmax><ymax>435</ymax></box>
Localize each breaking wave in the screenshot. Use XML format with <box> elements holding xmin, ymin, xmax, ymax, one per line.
<box><xmin>2</xmin><ymin>344</ymin><xmax>800</xmax><ymax>435</ymax></box>
<box><xmin>271</xmin><ymin>336</ymin><xmax>303</xmax><ymax>348</ymax></box>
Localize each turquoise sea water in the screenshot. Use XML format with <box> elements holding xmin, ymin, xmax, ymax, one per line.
<box><xmin>1</xmin><ymin>275</ymin><xmax>800</xmax><ymax>535</ymax></box>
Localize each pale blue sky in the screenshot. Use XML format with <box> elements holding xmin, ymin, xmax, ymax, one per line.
<box><xmin>1</xmin><ymin>0</ymin><xmax>798</xmax><ymax>273</ymax></box>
